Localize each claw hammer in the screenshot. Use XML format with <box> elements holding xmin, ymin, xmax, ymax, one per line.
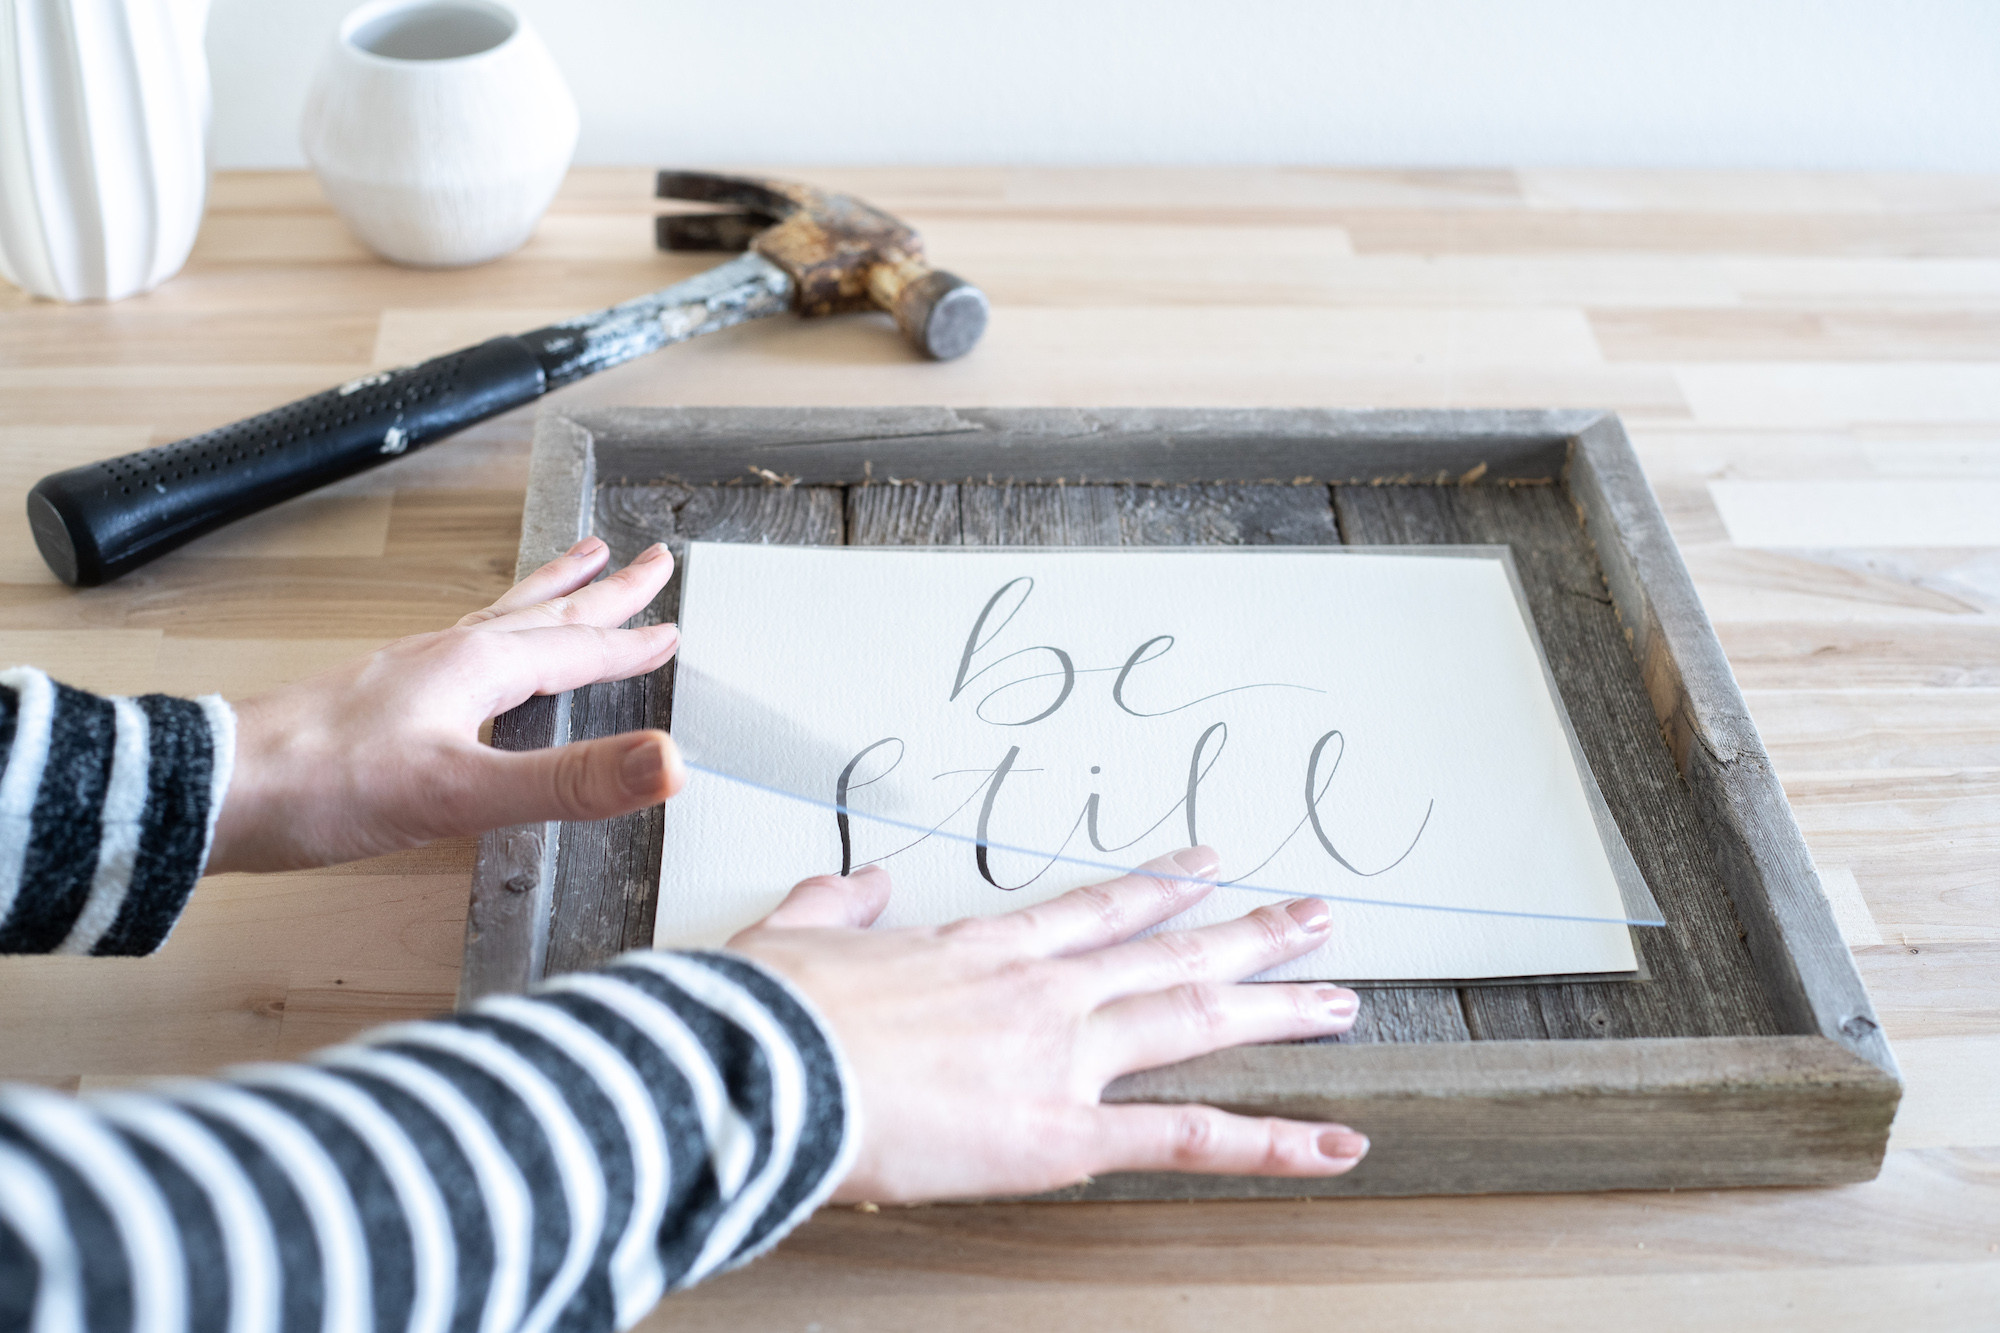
<box><xmin>28</xmin><ymin>170</ymin><xmax>990</xmax><ymax>586</ymax></box>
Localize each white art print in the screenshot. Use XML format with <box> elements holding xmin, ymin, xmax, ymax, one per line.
<box><xmin>653</xmin><ymin>543</ymin><xmax>1647</xmax><ymax>982</ymax></box>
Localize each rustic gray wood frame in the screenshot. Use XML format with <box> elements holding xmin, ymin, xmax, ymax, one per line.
<box><xmin>461</xmin><ymin>405</ymin><xmax>1899</xmax><ymax>1199</ymax></box>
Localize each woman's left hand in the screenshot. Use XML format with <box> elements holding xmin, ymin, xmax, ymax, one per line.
<box><xmin>730</xmin><ymin>847</ymin><xmax>1370</xmax><ymax>1202</ymax></box>
<box><xmin>208</xmin><ymin>536</ymin><xmax>685</xmax><ymax>873</ymax></box>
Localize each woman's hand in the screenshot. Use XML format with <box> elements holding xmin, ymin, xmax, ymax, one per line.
<box><xmin>209</xmin><ymin>537</ymin><xmax>686</xmax><ymax>873</ymax></box>
<box><xmin>728</xmin><ymin>846</ymin><xmax>1368</xmax><ymax>1201</ymax></box>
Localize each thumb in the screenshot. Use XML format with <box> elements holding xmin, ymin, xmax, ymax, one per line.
<box><xmin>475</xmin><ymin>729</ymin><xmax>688</xmax><ymax>827</ymax></box>
<box><xmin>750</xmin><ymin>865</ymin><xmax>894</xmax><ymax>933</ymax></box>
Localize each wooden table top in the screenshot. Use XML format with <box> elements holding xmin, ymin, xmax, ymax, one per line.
<box><xmin>1</xmin><ymin>167</ymin><xmax>1995</xmax><ymax>1329</ymax></box>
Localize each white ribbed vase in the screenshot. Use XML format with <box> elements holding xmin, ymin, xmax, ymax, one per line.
<box><xmin>302</xmin><ymin>0</ymin><xmax>577</xmax><ymax>268</ymax></box>
<box><xmin>0</xmin><ymin>0</ymin><xmax>212</xmax><ymax>303</ymax></box>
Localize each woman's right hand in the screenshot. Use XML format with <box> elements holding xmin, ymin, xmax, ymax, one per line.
<box><xmin>726</xmin><ymin>845</ymin><xmax>1368</xmax><ymax>1203</ymax></box>
<box><xmin>210</xmin><ymin>536</ymin><xmax>685</xmax><ymax>873</ymax></box>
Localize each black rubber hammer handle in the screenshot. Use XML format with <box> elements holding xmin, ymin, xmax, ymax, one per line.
<box><xmin>28</xmin><ymin>337</ymin><xmax>547</xmax><ymax>586</ymax></box>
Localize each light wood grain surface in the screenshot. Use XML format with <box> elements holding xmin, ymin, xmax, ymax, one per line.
<box><xmin>1</xmin><ymin>167</ymin><xmax>1995</xmax><ymax>1329</ymax></box>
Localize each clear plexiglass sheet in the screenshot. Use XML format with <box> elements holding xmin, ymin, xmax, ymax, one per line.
<box><xmin>652</xmin><ymin>543</ymin><xmax>1661</xmax><ymax>983</ymax></box>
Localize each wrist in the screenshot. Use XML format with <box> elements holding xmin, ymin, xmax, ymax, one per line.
<box><xmin>205</xmin><ymin>696</ymin><xmax>278</xmax><ymax>874</ymax></box>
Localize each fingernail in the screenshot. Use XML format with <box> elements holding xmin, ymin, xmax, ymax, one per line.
<box><xmin>638</xmin><ymin>542</ymin><xmax>670</xmax><ymax>563</ymax></box>
<box><xmin>1171</xmin><ymin>845</ymin><xmax>1219</xmax><ymax>879</ymax></box>
<box><xmin>1317</xmin><ymin>1130</ymin><xmax>1369</xmax><ymax>1161</ymax></box>
<box><xmin>1285</xmin><ymin>897</ymin><xmax>1332</xmax><ymax>932</ymax></box>
<box><xmin>622</xmin><ymin>736</ymin><xmax>667</xmax><ymax>796</ymax></box>
<box><xmin>660</xmin><ymin>732</ymin><xmax>689</xmax><ymax>792</ymax></box>
<box><xmin>1316</xmin><ymin>985</ymin><xmax>1360</xmax><ymax>1019</ymax></box>
<box><xmin>567</xmin><ymin>536</ymin><xmax>604</xmax><ymax>556</ymax></box>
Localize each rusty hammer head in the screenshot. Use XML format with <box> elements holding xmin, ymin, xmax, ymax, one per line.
<box><xmin>655</xmin><ymin>170</ymin><xmax>989</xmax><ymax>361</ymax></box>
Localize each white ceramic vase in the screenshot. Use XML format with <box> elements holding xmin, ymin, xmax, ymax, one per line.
<box><xmin>0</xmin><ymin>0</ymin><xmax>212</xmax><ymax>302</ymax></box>
<box><xmin>302</xmin><ymin>0</ymin><xmax>578</xmax><ymax>268</ymax></box>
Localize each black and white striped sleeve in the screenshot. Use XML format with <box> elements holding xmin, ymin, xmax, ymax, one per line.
<box><xmin>0</xmin><ymin>666</ymin><xmax>233</xmax><ymax>956</ymax></box>
<box><xmin>0</xmin><ymin>948</ymin><xmax>858</xmax><ymax>1332</ymax></box>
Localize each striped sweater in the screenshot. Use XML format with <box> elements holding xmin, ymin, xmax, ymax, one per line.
<box><xmin>0</xmin><ymin>668</ymin><xmax>856</xmax><ymax>1332</ymax></box>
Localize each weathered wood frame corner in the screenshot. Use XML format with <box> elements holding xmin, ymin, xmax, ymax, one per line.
<box><xmin>463</xmin><ymin>405</ymin><xmax>1899</xmax><ymax>1199</ymax></box>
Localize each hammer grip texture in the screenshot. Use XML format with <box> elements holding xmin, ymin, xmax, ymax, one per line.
<box><xmin>29</xmin><ymin>337</ymin><xmax>546</xmax><ymax>586</ymax></box>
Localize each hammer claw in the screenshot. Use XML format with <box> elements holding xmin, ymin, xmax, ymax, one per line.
<box><xmin>654</xmin><ymin>211</ymin><xmax>773</xmax><ymax>253</ymax></box>
<box><xmin>656</xmin><ymin>170</ymin><xmax>802</xmax><ymax>218</ymax></box>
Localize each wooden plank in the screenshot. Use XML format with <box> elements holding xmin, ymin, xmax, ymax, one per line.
<box><xmin>0</xmin><ymin>309</ymin><xmax>380</xmax><ymax>367</ymax></box>
<box><xmin>584</xmin><ymin>406</ymin><xmax>1578</xmax><ymax>486</ymax></box>
<box><xmin>1739</xmin><ymin>689</ymin><xmax>2000</xmax><ymax>773</ymax></box>
<box><xmin>460</xmin><ymin>692</ymin><xmax>566</xmax><ymax>1004</ymax></box>
<box><xmin>1676</xmin><ymin>544</ymin><xmax>1985</xmax><ymax>621</ymax></box>
<box><xmin>1676</xmin><ymin>363</ymin><xmax>2000</xmax><ymax>429</ymax></box>
<box><xmin>958</xmin><ymin>482</ymin><xmax>1121</xmax><ymax>544</ymax></box>
<box><xmin>1784</xmin><ymin>770</ymin><xmax>2000</xmax><ymax>946</ymax></box>
<box><xmin>543</xmin><ymin>337</ymin><xmax>1689</xmax><ymax>418</ymax></box>
<box><xmin>1569</xmin><ymin>418</ymin><xmax>1897</xmax><ymax>1075</ymax></box>
<box><xmin>1709</xmin><ymin>478</ymin><xmax>2000</xmax><ymax>548</ymax></box>
<box><xmin>659</xmin><ymin>1261</ymin><xmax>2000</xmax><ymax>1332</ymax></box>
<box><xmin>721</xmin><ymin>1138</ymin><xmax>1999</xmax><ymax>1294</ymax></box>
<box><xmin>1339</xmin><ymin>209</ymin><xmax>2000</xmax><ymax>258</ymax></box>
<box><xmin>855</xmin><ymin>482</ymin><xmax>1364</xmax><ymax>553</ymax></box>
<box><xmin>0</xmin><ymin>554</ymin><xmax>513</xmax><ymax>639</ymax></box>
<box><xmin>843</xmin><ymin>482</ymin><xmax>962</xmax><ymax>546</ymax></box>
<box><xmin>516</xmin><ymin>408</ymin><xmax>595</xmax><ymax>580</ymax></box>
<box><xmin>1333</xmin><ymin>483</ymin><xmax>1783</xmax><ymax>1041</ymax></box>
<box><xmin>463</xmin><ymin>412</ymin><xmax>594</xmax><ymax>1004</ymax></box>
<box><xmin>1111</xmin><ymin>482</ymin><xmax>1343</xmax><ymax>547</ymax></box>
<box><xmin>929</xmin><ymin>230</ymin><xmax>1745</xmax><ymax>309</ymax></box>
<box><xmin>1713</xmin><ymin>621</ymin><xmax>2000</xmax><ymax>690</ymax></box>
<box><xmin>1079</xmin><ymin>1035</ymin><xmax>1896</xmax><ymax>1199</ymax></box>
<box><xmin>1588</xmin><ymin>308</ymin><xmax>2000</xmax><ymax>362</ymax></box>
<box><xmin>1328</xmin><ymin>986</ymin><xmax>1474</xmax><ymax>1045</ymax></box>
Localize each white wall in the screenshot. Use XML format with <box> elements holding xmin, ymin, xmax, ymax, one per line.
<box><xmin>209</xmin><ymin>0</ymin><xmax>2000</xmax><ymax>171</ymax></box>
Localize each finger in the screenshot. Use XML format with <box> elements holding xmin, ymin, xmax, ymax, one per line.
<box><xmin>1090</xmin><ymin>1103</ymin><xmax>1368</xmax><ymax>1178</ymax></box>
<box><xmin>949</xmin><ymin>846</ymin><xmax>1219</xmax><ymax>959</ymax></box>
<box><xmin>752</xmin><ymin>866</ymin><xmax>894</xmax><ymax>932</ymax></box>
<box><xmin>458</xmin><ymin>536</ymin><xmax>610</xmax><ymax>627</ymax></box>
<box><xmin>1070</xmin><ymin>897</ymin><xmax>1333</xmax><ymax>1004</ymax></box>
<box><xmin>1088</xmin><ymin>981</ymin><xmax>1360</xmax><ymax>1078</ymax></box>
<box><xmin>463</xmin><ymin>729</ymin><xmax>689</xmax><ymax>830</ymax></box>
<box><xmin>478</xmin><ymin>622</ymin><xmax>682</xmax><ymax>708</ymax></box>
<box><xmin>482</xmin><ymin>543</ymin><xmax>675</xmax><ymax>633</ymax></box>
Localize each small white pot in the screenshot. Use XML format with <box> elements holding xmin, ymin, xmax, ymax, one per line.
<box><xmin>0</xmin><ymin>0</ymin><xmax>213</xmax><ymax>303</ymax></box>
<box><xmin>302</xmin><ymin>0</ymin><xmax>578</xmax><ymax>268</ymax></box>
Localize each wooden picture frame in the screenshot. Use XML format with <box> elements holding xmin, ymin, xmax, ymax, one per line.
<box><xmin>461</xmin><ymin>405</ymin><xmax>1899</xmax><ymax>1199</ymax></box>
